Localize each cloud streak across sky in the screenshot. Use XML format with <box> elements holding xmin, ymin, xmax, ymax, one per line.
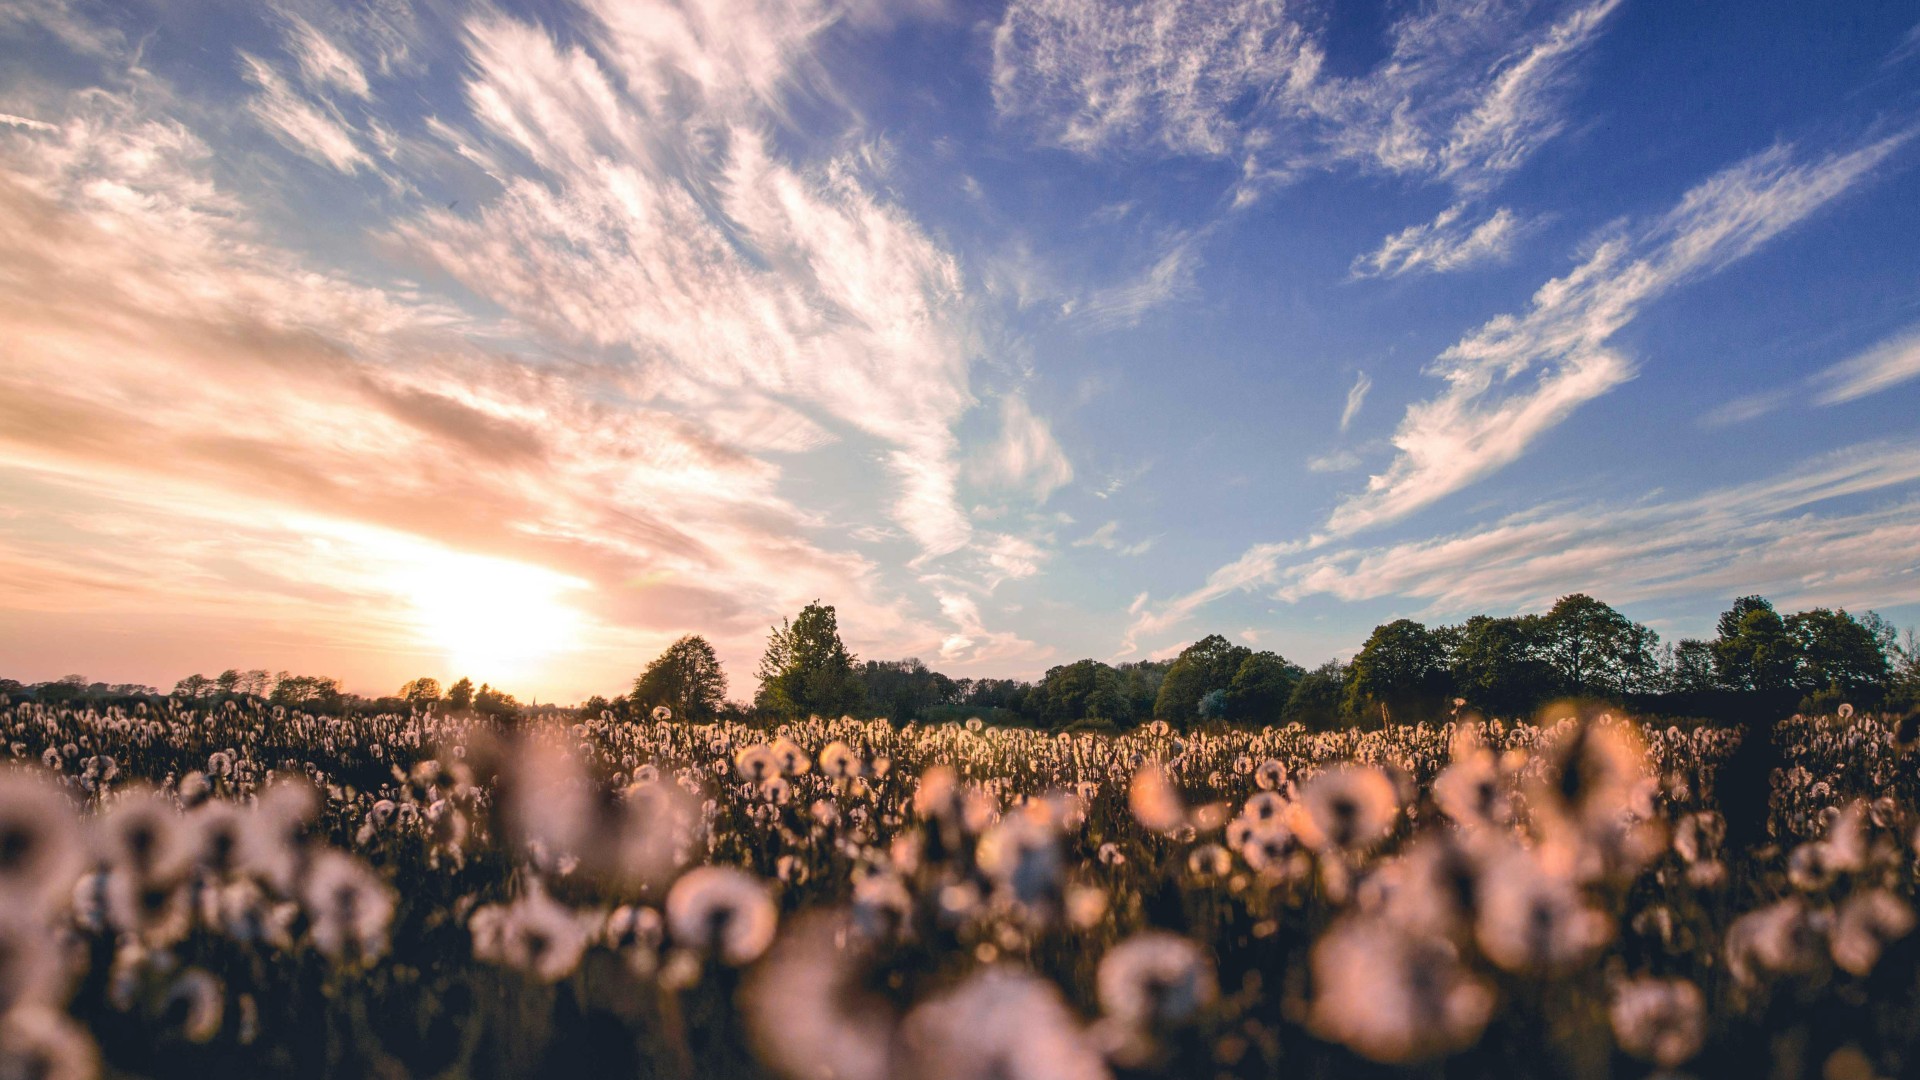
<box><xmin>1127</xmin><ymin>130</ymin><xmax>1916</xmax><ymax>652</ymax></box>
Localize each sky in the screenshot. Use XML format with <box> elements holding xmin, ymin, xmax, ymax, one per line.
<box><xmin>1</xmin><ymin>0</ymin><xmax>1918</xmax><ymax>704</ymax></box>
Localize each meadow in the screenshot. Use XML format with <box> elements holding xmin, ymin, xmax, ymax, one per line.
<box><xmin>3</xmin><ymin>698</ymin><xmax>1918</xmax><ymax>1079</ymax></box>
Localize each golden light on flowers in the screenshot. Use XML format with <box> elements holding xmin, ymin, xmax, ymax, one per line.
<box><xmin>2</xmin><ymin>690</ymin><xmax>1919</xmax><ymax>1076</ymax></box>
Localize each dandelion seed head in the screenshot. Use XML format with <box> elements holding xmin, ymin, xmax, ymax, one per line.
<box><xmin>1609</xmin><ymin>977</ymin><xmax>1705</xmax><ymax>1068</ymax></box>
<box><xmin>1096</xmin><ymin>931</ymin><xmax>1216</xmax><ymax>1030</ymax></box>
<box><xmin>666</xmin><ymin>866</ymin><xmax>777</xmax><ymax>966</ymax></box>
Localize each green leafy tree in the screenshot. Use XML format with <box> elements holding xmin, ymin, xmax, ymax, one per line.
<box><xmin>1153</xmin><ymin>634</ymin><xmax>1253</xmax><ymax>723</ymax></box>
<box><xmin>1037</xmin><ymin>659</ymin><xmax>1125</xmax><ymax>728</ymax></box>
<box><xmin>1283</xmin><ymin>661</ymin><xmax>1351</xmax><ymax>730</ymax></box>
<box><xmin>754</xmin><ymin>602</ymin><xmax>863</xmax><ymax>718</ymax></box>
<box><xmin>446</xmin><ymin>677</ymin><xmax>475</xmax><ymax>712</ymax></box>
<box><xmin>1114</xmin><ymin>660</ymin><xmax>1173</xmax><ymax>724</ymax></box>
<box><xmin>1712</xmin><ymin>596</ymin><xmax>1796</xmax><ymax>691</ymax></box>
<box><xmin>1346</xmin><ymin>619</ymin><xmax>1449</xmax><ymax>725</ymax></box>
<box><xmin>1540</xmin><ymin>594</ymin><xmax>1659</xmax><ymax>697</ymax></box>
<box><xmin>1445</xmin><ymin>614</ymin><xmax>1558</xmax><ymax>717</ymax></box>
<box><xmin>856</xmin><ymin>658</ymin><xmax>957</xmax><ymax>724</ymax></box>
<box><xmin>632</xmin><ymin>635</ymin><xmax>729</xmax><ymax>723</ymax></box>
<box><xmin>1225</xmin><ymin>651</ymin><xmax>1305</xmax><ymax>723</ymax></box>
<box><xmin>399</xmin><ymin>677</ymin><xmax>442</xmax><ymax>704</ymax></box>
<box><xmin>1662</xmin><ymin>638</ymin><xmax>1718</xmax><ymax>693</ymax></box>
<box><xmin>1785</xmin><ymin>607</ymin><xmax>1891</xmax><ymax>704</ymax></box>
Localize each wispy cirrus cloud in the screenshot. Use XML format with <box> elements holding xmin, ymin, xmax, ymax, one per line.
<box><xmin>1338</xmin><ymin>370</ymin><xmax>1372</xmax><ymax>432</ymax></box>
<box><xmin>239</xmin><ymin>51</ymin><xmax>373</xmax><ymax>174</ymax></box>
<box><xmin>1072</xmin><ymin>521</ymin><xmax>1155</xmax><ymax>556</ymax></box>
<box><xmin>1703</xmin><ymin>322</ymin><xmax>1920</xmax><ymax>426</ymax></box>
<box><xmin>1814</xmin><ymin>323</ymin><xmax>1920</xmax><ymax>404</ymax></box>
<box><xmin>401</xmin><ymin>9</ymin><xmax>985</xmax><ymax>562</ymax></box>
<box><xmin>279</xmin><ymin>13</ymin><xmax>371</xmax><ymax>99</ymax></box>
<box><xmin>1274</xmin><ymin>440</ymin><xmax>1920</xmax><ymax>616</ymax></box>
<box><xmin>1326</xmin><ymin>133</ymin><xmax>1912</xmax><ymax>537</ymax></box>
<box><xmin>1126</xmin><ymin>131</ymin><xmax>1912</xmax><ymax>650</ymax></box>
<box><xmin>0</xmin><ymin>101</ymin><xmax>917</xmax><ymax>691</ymax></box>
<box><xmin>992</xmin><ymin>0</ymin><xmax>1623</xmax><ymax>300</ymax></box>
<box><xmin>969</xmin><ymin>395</ymin><xmax>1074</xmax><ymax>503</ymax></box>
<box><xmin>1072</xmin><ymin>234</ymin><xmax>1201</xmax><ymax>332</ymax></box>
<box><xmin>1351</xmin><ymin>203</ymin><xmax>1526</xmax><ymax>279</ymax></box>
<box><xmin>992</xmin><ymin>0</ymin><xmax>1622</xmax><ymax>196</ymax></box>
<box><xmin>1124</xmin><ymin>440</ymin><xmax>1920</xmax><ymax>653</ymax></box>
<box><xmin>0</xmin><ymin>0</ymin><xmax>1075</xmax><ymax>690</ymax></box>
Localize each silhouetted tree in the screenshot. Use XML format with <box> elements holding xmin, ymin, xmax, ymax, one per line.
<box><xmin>270</xmin><ymin>674</ymin><xmax>342</xmax><ymax>708</ymax></box>
<box><xmin>173</xmin><ymin>673</ymin><xmax>215</xmax><ymax>700</ymax></box>
<box><xmin>1662</xmin><ymin>639</ymin><xmax>1718</xmax><ymax>693</ymax></box>
<box><xmin>1540</xmin><ymin>594</ymin><xmax>1659</xmax><ymax>697</ymax></box>
<box><xmin>632</xmin><ymin>635</ymin><xmax>728</xmax><ymax>723</ymax></box>
<box><xmin>1712</xmin><ymin>596</ymin><xmax>1796</xmax><ymax>691</ymax></box>
<box><xmin>399</xmin><ymin>677</ymin><xmax>442</xmax><ymax>704</ymax></box>
<box><xmin>446</xmin><ymin>677</ymin><xmax>475</xmax><ymax>712</ymax></box>
<box><xmin>1786</xmin><ymin>607</ymin><xmax>1891</xmax><ymax>706</ymax></box>
<box><xmin>473</xmin><ymin>682</ymin><xmax>521</xmax><ymax>721</ymax></box>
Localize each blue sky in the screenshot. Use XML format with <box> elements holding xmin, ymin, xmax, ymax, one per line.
<box><xmin>1</xmin><ymin>0</ymin><xmax>1917</xmax><ymax>701</ymax></box>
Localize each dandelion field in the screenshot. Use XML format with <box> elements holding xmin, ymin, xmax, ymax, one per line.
<box><xmin>5</xmin><ymin>700</ymin><xmax>1920</xmax><ymax>1080</ymax></box>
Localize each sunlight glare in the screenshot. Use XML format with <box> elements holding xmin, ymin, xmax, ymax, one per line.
<box><xmin>400</xmin><ymin>551</ymin><xmax>587</xmax><ymax>685</ymax></box>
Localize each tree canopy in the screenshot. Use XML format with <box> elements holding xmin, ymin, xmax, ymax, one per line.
<box><xmin>1153</xmin><ymin>635</ymin><xmax>1253</xmax><ymax>723</ymax></box>
<box><xmin>754</xmin><ymin>602</ymin><xmax>862</xmax><ymax>718</ymax></box>
<box><xmin>632</xmin><ymin>634</ymin><xmax>728</xmax><ymax>723</ymax></box>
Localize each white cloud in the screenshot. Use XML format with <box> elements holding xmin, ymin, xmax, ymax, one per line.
<box><xmin>1338</xmin><ymin>370</ymin><xmax>1372</xmax><ymax>432</ymax></box>
<box><xmin>1699</xmin><ymin>387</ymin><xmax>1795</xmax><ymax>428</ymax></box>
<box><xmin>0</xmin><ymin>44</ymin><xmax>970</xmax><ymax>695</ymax></box>
<box><xmin>991</xmin><ymin>0</ymin><xmax>1316</xmax><ymax>159</ymax></box>
<box><xmin>1351</xmin><ymin>204</ymin><xmax>1524</xmax><ymax>279</ymax></box>
<box><xmin>971</xmin><ymin>394</ymin><xmax>1074</xmax><ymax>502</ymax></box>
<box><xmin>1813</xmin><ymin>323</ymin><xmax>1920</xmax><ymax>405</ymax></box>
<box><xmin>1327</xmin><ymin>134</ymin><xmax>1912</xmax><ymax>537</ymax></box>
<box><xmin>1076</xmin><ymin>236</ymin><xmax>1201</xmax><ymax>332</ymax></box>
<box><xmin>1118</xmin><ymin>538</ymin><xmax>1307</xmax><ymax>653</ymax></box>
<box><xmin>931</xmin><ymin>587</ymin><xmax>1048</xmax><ymax>667</ymax></box>
<box><xmin>282</xmin><ymin>14</ymin><xmax>371</xmax><ymax>99</ymax></box>
<box><xmin>398</xmin><ymin>11</ymin><xmax>985</xmax><ymax>567</ymax></box>
<box><xmin>1435</xmin><ymin>0</ymin><xmax>1623</xmax><ymax>190</ymax></box>
<box><xmin>1124</xmin><ymin>133</ymin><xmax>1914</xmax><ymax>651</ymax></box>
<box><xmin>1072</xmin><ymin>520</ymin><xmax>1154</xmax><ymax>556</ymax></box>
<box><xmin>1273</xmin><ymin>440</ymin><xmax>1920</xmax><ymax>616</ymax></box>
<box><xmin>1307</xmin><ymin>449</ymin><xmax>1363</xmax><ymax>473</ymax></box>
<box><xmin>1701</xmin><ymin>322</ymin><xmax>1920</xmax><ymax>426</ymax></box>
<box><xmin>992</xmin><ymin>0</ymin><xmax>1622</xmax><ymax>196</ymax></box>
<box><xmin>239</xmin><ymin>52</ymin><xmax>372</xmax><ymax>174</ymax></box>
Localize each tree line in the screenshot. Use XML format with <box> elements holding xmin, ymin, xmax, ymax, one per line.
<box><xmin>606</xmin><ymin>594</ymin><xmax>1920</xmax><ymax>730</ymax></box>
<box><xmin>7</xmin><ymin>593</ymin><xmax>1915</xmax><ymax>729</ymax></box>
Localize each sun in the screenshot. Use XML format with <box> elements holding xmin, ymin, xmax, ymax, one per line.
<box><xmin>398</xmin><ymin>550</ymin><xmax>588</xmax><ymax>685</ymax></box>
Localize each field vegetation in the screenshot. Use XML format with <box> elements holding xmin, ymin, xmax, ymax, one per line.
<box><xmin>3</xmin><ymin>592</ymin><xmax>1919</xmax><ymax>1078</ymax></box>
